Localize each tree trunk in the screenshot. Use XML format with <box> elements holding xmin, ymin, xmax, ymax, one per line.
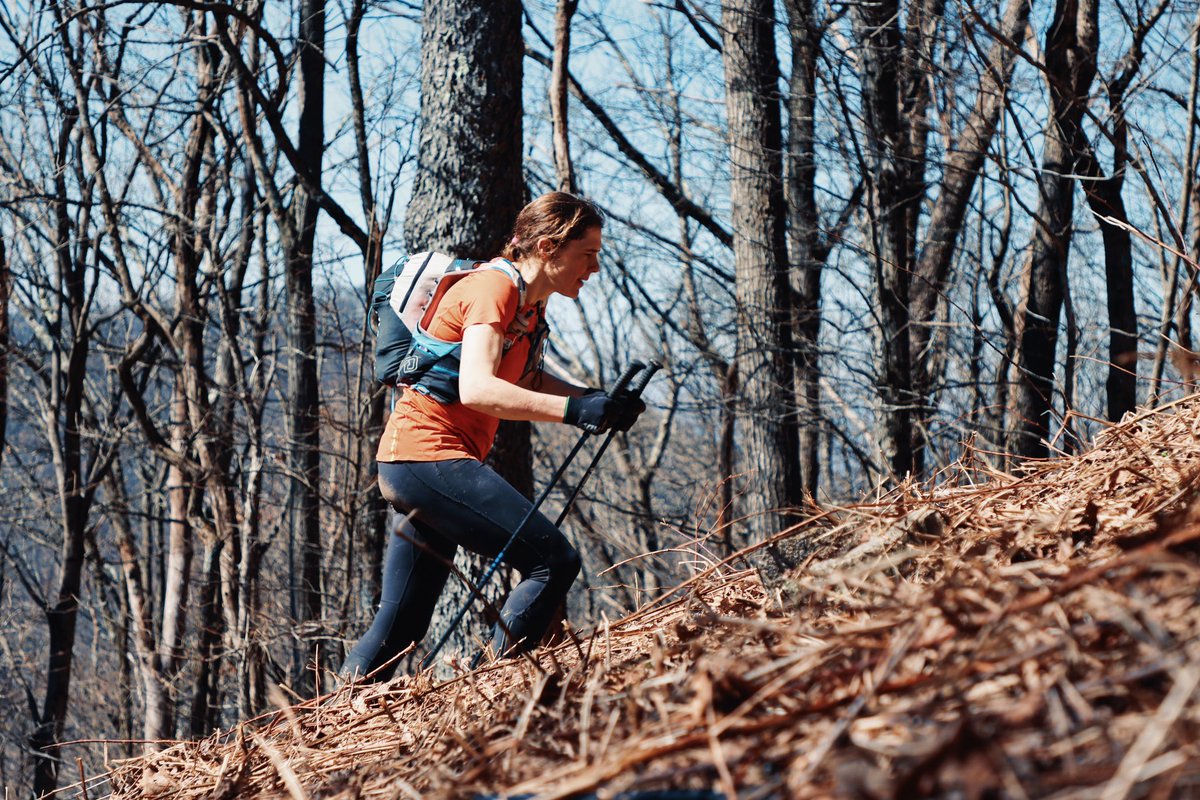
<box><xmin>0</xmin><ymin>232</ymin><xmax>8</xmax><ymax>466</ymax></box>
<box><xmin>113</xmin><ymin>383</ymin><xmax>194</xmax><ymax>748</ymax></box>
<box><xmin>1076</xmin><ymin>9</ymin><xmax>1165</xmax><ymax>421</ymax></box>
<box><xmin>1078</xmin><ymin>147</ymin><xmax>1137</xmax><ymax>421</ymax></box>
<box><xmin>189</xmin><ymin>541</ymin><xmax>223</xmax><ymax>737</ymax></box>
<box><xmin>347</xmin><ymin>0</ymin><xmax>390</xmax><ymax>620</ymax></box>
<box><xmin>222</xmin><ymin>163</ymin><xmax>262</xmax><ymax>716</ymax></box>
<box><xmin>289</xmin><ymin>0</ymin><xmax>327</xmax><ymax>693</ymax></box>
<box><xmin>717</xmin><ymin>364</ymin><xmax>738</xmax><ymax>554</ymax></box>
<box><xmin>551</xmin><ymin>0</ymin><xmax>579</xmax><ymax>193</ymax></box>
<box><xmin>783</xmin><ymin>0</ymin><xmax>821</xmax><ymax>499</ymax></box>
<box><xmin>31</xmin><ymin>110</ymin><xmax>90</xmax><ymax>800</ymax></box>
<box><xmin>721</xmin><ymin>0</ymin><xmax>802</xmax><ymax>550</ymax></box>
<box><xmin>404</xmin><ymin>0</ymin><xmax>524</xmax><ymax>256</ymax></box>
<box><xmin>851</xmin><ymin>0</ymin><xmax>915</xmax><ymax>480</ymax></box>
<box><xmin>403</xmin><ymin>0</ymin><xmax>525</xmax><ymax>664</ymax></box>
<box><xmin>1009</xmin><ymin>0</ymin><xmax>1098</xmax><ymax>460</ymax></box>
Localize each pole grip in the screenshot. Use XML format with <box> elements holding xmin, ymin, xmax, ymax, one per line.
<box><xmin>628</xmin><ymin>360</ymin><xmax>662</xmax><ymax>396</ymax></box>
<box><xmin>609</xmin><ymin>360</ymin><xmax>645</xmax><ymax>396</ymax></box>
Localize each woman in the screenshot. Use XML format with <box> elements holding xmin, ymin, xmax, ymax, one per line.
<box><xmin>341</xmin><ymin>192</ymin><xmax>642</xmax><ymax>681</ymax></box>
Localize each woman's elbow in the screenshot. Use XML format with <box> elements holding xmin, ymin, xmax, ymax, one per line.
<box><xmin>457</xmin><ymin>376</ymin><xmax>491</xmax><ymax>409</ymax></box>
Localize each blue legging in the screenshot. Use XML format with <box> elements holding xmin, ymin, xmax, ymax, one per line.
<box><xmin>340</xmin><ymin>459</ymin><xmax>581</xmax><ymax>681</ymax></box>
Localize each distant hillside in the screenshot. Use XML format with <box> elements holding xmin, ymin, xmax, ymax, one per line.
<box><xmin>98</xmin><ymin>398</ymin><xmax>1200</xmax><ymax>799</ymax></box>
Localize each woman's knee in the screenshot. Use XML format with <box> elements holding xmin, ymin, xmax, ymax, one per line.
<box><xmin>550</xmin><ymin>542</ymin><xmax>582</xmax><ymax>585</ymax></box>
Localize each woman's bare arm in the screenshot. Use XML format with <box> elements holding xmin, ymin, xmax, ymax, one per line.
<box><xmin>457</xmin><ymin>323</ymin><xmax>570</xmax><ymax>421</ymax></box>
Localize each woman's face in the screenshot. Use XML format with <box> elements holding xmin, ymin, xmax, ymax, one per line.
<box><xmin>542</xmin><ymin>226</ymin><xmax>602</xmax><ymax>299</ymax></box>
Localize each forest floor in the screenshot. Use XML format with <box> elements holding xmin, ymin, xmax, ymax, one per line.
<box><xmin>96</xmin><ymin>396</ymin><xmax>1200</xmax><ymax>799</ymax></box>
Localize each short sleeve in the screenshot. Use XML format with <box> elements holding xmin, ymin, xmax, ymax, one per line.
<box><xmin>459</xmin><ymin>270</ymin><xmax>520</xmax><ymax>329</ymax></box>
<box><xmin>426</xmin><ymin>269</ymin><xmax>520</xmax><ymax>340</ymax></box>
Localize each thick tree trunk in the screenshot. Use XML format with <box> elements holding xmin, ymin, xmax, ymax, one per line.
<box><xmin>1010</xmin><ymin>0</ymin><xmax>1098</xmax><ymax>460</ymax></box>
<box><xmin>721</xmin><ymin>0</ymin><xmax>803</xmax><ymax>549</ymax></box>
<box><xmin>290</xmin><ymin>0</ymin><xmax>327</xmax><ymax>693</ymax></box>
<box><xmin>851</xmin><ymin>0</ymin><xmax>915</xmax><ymax>481</ymax></box>
<box><xmin>783</xmin><ymin>0</ymin><xmax>821</xmax><ymax>499</ymax></box>
<box><xmin>405</xmin><ymin>0</ymin><xmax>527</xmax><ymax>494</ymax></box>
<box><xmin>404</xmin><ymin>0</ymin><xmax>524</xmax><ymax>256</ymax></box>
<box><xmin>403</xmin><ymin>0</ymin><xmax>525</xmax><ymax>663</ymax></box>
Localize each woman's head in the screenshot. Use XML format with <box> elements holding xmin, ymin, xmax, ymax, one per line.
<box><xmin>502</xmin><ymin>192</ymin><xmax>605</xmax><ymax>264</ymax></box>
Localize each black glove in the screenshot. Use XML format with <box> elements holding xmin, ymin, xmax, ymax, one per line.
<box><xmin>610</xmin><ymin>392</ymin><xmax>647</xmax><ymax>432</ymax></box>
<box><xmin>564</xmin><ymin>392</ymin><xmax>616</xmax><ymax>434</ymax></box>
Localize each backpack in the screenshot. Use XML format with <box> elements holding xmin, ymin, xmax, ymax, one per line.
<box><xmin>371</xmin><ymin>252</ymin><xmax>547</xmax><ymax>402</ymax></box>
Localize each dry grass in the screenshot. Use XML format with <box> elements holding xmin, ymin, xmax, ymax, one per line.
<box><xmin>99</xmin><ymin>397</ymin><xmax>1200</xmax><ymax>799</ymax></box>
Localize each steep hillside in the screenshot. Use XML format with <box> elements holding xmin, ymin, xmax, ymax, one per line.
<box><xmin>102</xmin><ymin>398</ymin><xmax>1200</xmax><ymax>798</ymax></box>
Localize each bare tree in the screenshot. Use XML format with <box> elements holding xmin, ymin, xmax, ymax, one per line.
<box><xmin>721</xmin><ymin>0</ymin><xmax>803</xmax><ymax>546</ymax></box>
<box><xmin>551</xmin><ymin>0</ymin><xmax>580</xmax><ymax>193</ymax></box>
<box><xmin>909</xmin><ymin>0</ymin><xmax>1032</xmax><ymax>448</ymax></box>
<box><xmin>849</xmin><ymin>0</ymin><xmax>921</xmax><ymax>479</ymax></box>
<box><xmin>1010</xmin><ymin>0</ymin><xmax>1099</xmax><ymax>459</ymax></box>
<box><xmin>783</xmin><ymin>0</ymin><xmax>824</xmax><ymax>497</ymax></box>
<box><xmin>285</xmin><ymin>0</ymin><xmax>329</xmax><ymax>692</ymax></box>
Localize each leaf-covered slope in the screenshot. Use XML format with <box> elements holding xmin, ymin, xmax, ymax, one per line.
<box><xmin>105</xmin><ymin>398</ymin><xmax>1200</xmax><ymax>799</ymax></box>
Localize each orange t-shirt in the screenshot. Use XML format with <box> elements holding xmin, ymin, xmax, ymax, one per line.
<box><xmin>377</xmin><ymin>267</ymin><xmax>543</xmax><ymax>463</ymax></box>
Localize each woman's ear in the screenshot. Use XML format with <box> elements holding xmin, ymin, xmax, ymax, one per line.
<box><xmin>535</xmin><ymin>236</ymin><xmax>556</xmax><ymax>259</ymax></box>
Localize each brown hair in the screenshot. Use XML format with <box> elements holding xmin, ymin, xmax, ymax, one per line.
<box><xmin>502</xmin><ymin>192</ymin><xmax>605</xmax><ymax>263</ymax></box>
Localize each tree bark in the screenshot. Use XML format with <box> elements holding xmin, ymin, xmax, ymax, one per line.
<box><xmin>551</xmin><ymin>0</ymin><xmax>579</xmax><ymax>193</ymax></box>
<box><xmin>31</xmin><ymin>107</ymin><xmax>91</xmax><ymax>798</ymax></box>
<box><xmin>1009</xmin><ymin>0</ymin><xmax>1098</xmax><ymax>460</ymax></box>
<box><xmin>783</xmin><ymin>0</ymin><xmax>822</xmax><ymax>499</ymax></box>
<box><xmin>117</xmin><ymin>382</ymin><xmax>195</xmax><ymax>748</ymax></box>
<box><xmin>721</xmin><ymin>0</ymin><xmax>802</xmax><ymax>549</ymax></box>
<box><xmin>851</xmin><ymin>0</ymin><xmax>915</xmax><ymax>480</ymax></box>
<box><xmin>1077</xmin><ymin>4</ymin><xmax>1167</xmax><ymax>421</ymax></box>
<box><xmin>188</xmin><ymin>541</ymin><xmax>223</xmax><ymax>737</ymax></box>
<box><xmin>289</xmin><ymin>0</ymin><xmax>327</xmax><ymax>693</ymax></box>
<box><xmin>1078</xmin><ymin>145</ymin><xmax>1137</xmax><ymax>421</ymax></box>
<box><xmin>0</xmin><ymin>232</ymin><xmax>8</xmax><ymax>467</ymax></box>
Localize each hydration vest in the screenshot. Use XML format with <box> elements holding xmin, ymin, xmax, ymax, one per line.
<box><xmin>371</xmin><ymin>252</ymin><xmax>547</xmax><ymax>403</ymax></box>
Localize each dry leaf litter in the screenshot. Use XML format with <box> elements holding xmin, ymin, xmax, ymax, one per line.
<box><xmin>94</xmin><ymin>396</ymin><xmax>1200</xmax><ymax>799</ymax></box>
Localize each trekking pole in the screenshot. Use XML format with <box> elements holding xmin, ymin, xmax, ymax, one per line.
<box><xmin>422</xmin><ymin>360</ymin><xmax>646</xmax><ymax>669</ymax></box>
<box><xmin>555</xmin><ymin>360</ymin><xmax>661</xmax><ymax>526</ymax></box>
